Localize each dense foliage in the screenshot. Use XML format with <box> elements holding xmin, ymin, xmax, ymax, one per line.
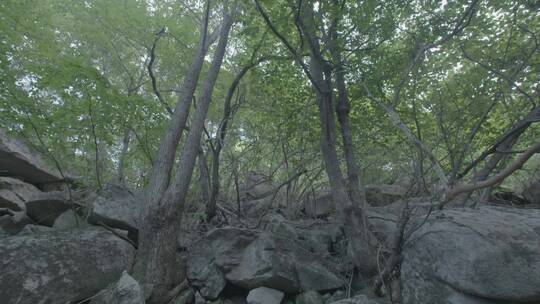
<box><xmin>1</xmin><ymin>0</ymin><xmax>539</xmax><ymax>196</ymax></box>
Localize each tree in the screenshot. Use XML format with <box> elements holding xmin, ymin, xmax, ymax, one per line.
<box><xmin>133</xmin><ymin>2</ymin><xmax>234</xmax><ymax>302</ymax></box>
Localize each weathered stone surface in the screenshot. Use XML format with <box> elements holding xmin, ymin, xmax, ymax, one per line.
<box><xmin>241</xmin><ymin>171</ymin><xmax>275</xmax><ymax>201</ymax></box>
<box><xmin>304</xmin><ymin>192</ymin><xmax>334</xmax><ymax>218</ymax></box>
<box><xmin>522</xmin><ymin>179</ymin><xmax>540</xmax><ymax>205</ymax></box>
<box><xmin>173</xmin><ymin>288</ymin><xmax>195</xmax><ymax>304</ymax></box>
<box><xmin>246</xmin><ymin>287</ymin><xmax>284</xmax><ymax>304</ymax></box>
<box><xmin>242</xmin><ymin>196</ymin><xmax>274</xmax><ymax>218</ymax></box>
<box><xmin>0</xmin><ymin>211</ymin><xmax>32</xmax><ymax>234</ymax></box>
<box><xmin>296</xmin><ymin>291</ymin><xmax>324</xmax><ymax>304</ymax></box>
<box><xmin>0</xmin><ymin>129</ymin><xmax>64</xmax><ymax>184</ymax></box>
<box><xmin>90</xmin><ymin>271</ymin><xmax>144</xmax><ymax>304</ymax></box>
<box><xmin>87</xmin><ymin>183</ymin><xmax>140</xmax><ymax>237</ymax></box>
<box><xmin>328</xmin><ymin>295</ymin><xmax>381</xmax><ymax>304</ymax></box>
<box><xmin>25</xmin><ymin>191</ymin><xmax>70</xmax><ymax>226</ymax></box>
<box><xmin>18</xmin><ymin>224</ymin><xmax>54</xmax><ymax>235</ymax></box>
<box><xmin>0</xmin><ymin>177</ymin><xmax>41</xmax><ymax>211</ymax></box>
<box><xmin>0</xmin><ymin>227</ymin><xmax>135</xmax><ymax>304</ymax></box>
<box><xmin>401</xmin><ymin>207</ymin><xmax>540</xmax><ymax>304</ymax></box>
<box><xmin>365</xmin><ymin>184</ymin><xmax>407</xmax><ymax>207</ymax></box>
<box><xmin>53</xmin><ymin>209</ymin><xmax>86</xmax><ymax>229</ymax></box>
<box><xmin>187</xmin><ymin>228</ymin><xmax>344</xmax><ymax>297</ymax></box>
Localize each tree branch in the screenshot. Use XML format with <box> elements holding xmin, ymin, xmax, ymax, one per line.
<box><xmin>441</xmin><ymin>140</ymin><xmax>540</xmax><ymax>208</ymax></box>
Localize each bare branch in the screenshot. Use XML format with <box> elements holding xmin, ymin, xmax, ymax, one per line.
<box><xmin>148</xmin><ymin>28</ymin><xmax>174</xmax><ymax>115</ymax></box>
<box><xmin>441</xmin><ymin>140</ymin><xmax>540</xmax><ymax>208</ymax></box>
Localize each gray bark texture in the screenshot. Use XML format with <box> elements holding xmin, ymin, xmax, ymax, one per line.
<box><xmin>134</xmin><ymin>3</ymin><xmax>233</xmax><ymax>302</ymax></box>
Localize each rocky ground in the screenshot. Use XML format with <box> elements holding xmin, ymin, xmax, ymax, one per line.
<box><xmin>1</xmin><ymin>129</ymin><xmax>540</xmax><ymax>304</ymax></box>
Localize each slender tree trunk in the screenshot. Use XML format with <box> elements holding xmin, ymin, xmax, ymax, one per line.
<box><xmin>207</xmin><ymin>67</ymin><xmax>247</xmax><ymax>220</ymax></box>
<box><xmin>145</xmin><ymin>2</ymin><xmax>215</xmax><ymax>204</ymax></box>
<box><xmin>329</xmin><ymin>22</ymin><xmax>366</xmax><ymax>207</ymax></box>
<box><xmin>134</xmin><ymin>8</ymin><xmax>233</xmax><ymax>302</ymax></box>
<box><xmin>198</xmin><ymin>149</ymin><xmax>210</xmax><ymax>205</ymax></box>
<box><xmin>117</xmin><ymin>127</ymin><xmax>131</xmax><ymax>184</ymax></box>
<box><xmin>299</xmin><ymin>3</ymin><xmax>376</xmax><ymax>274</ymax></box>
<box><xmin>88</xmin><ymin>98</ymin><xmax>102</xmax><ymax>189</ymax></box>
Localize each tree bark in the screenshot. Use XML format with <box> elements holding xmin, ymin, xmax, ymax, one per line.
<box><xmin>117</xmin><ymin>127</ymin><xmax>131</xmax><ymax>184</ymax></box>
<box><xmin>329</xmin><ymin>16</ymin><xmax>366</xmax><ymax>207</ymax></box>
<box><xmin>452</xmin><ymin>105</ymin><xmax>540</xmax><ymax>206</ymax></box>
<box><xmin>441</xmin><ymin>140</ymin><xmax>540</xmax><ymax>208</ymax></box>
<box><xmin>134</xmin><ymin>7</ymin><xmax>233</xmax><ymax>302</ymax></box>
<box><xmin>198</xmin><ymin>149</ymin><xmax>210</xmax><ymax>205</ymax></box>
<box><xmin>207</xmin><ymin>66</ymin><xmax>249</xmax><ymax>220</ymax></box>
<box><xmin>145</xmin><ymin>1</ymin><xmax>215</xmax><ymax>205</ymax></box>
<box><xmin>297</xmin><ymin>2</ymin><xmax>376</xmax><ymax>274</ymax></box>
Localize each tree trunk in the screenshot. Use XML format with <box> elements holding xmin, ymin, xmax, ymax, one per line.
<box><xmin>207</xmin><ymin>65</ymin><xmax>250</xmax><ymax>220</ymax></box>
<box><xmin>117</xmin><ymin>127</ymin><xmax>131</xmax><ymax>184</ymax></box>
<box><xmin>299</xmin><ymin>2</ymin><xmax>376</xmax><ymax>274</ymax></box>
<box><xmin>329</xmin><ymin>21</ymin><xmax>366</xmax><ymax>207</ymax></box>
<box><xmin>198</xmin><ymin>149</ymin><xmax>210</xmax><ymax>205</ymax></box>
<box><xmin>134</xmin><ymin>8</ymin><xmax>233</xmax><ymax>302</ymax></box>
<box><xmin>145</xmin><ymin>2</ymin><xmax>215</xmax><ymax>204</ymax></box>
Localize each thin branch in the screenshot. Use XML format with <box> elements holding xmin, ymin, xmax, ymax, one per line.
<box><xmin>253</xmin><ymin>0</ymin><xmax>323</xmax><ymax>94</ymax></box>
<box><xmin>148</xmin><ymin>28</ymin><xmax>174</xmax><ymax>115</ymax></box>
<box><xmin>441</xmin><ymin>140</ymin><xmax>540</xmax><ymax>208</ymax></box>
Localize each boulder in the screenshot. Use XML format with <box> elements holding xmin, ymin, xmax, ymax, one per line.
<box><xmin>246</xmin><ymin>287</ymin><xmax>284</xmax><ymax>304</ymax></box>
<box><xmin>0</xmin><ymin>211</ymin><xmax>32</xmax><ymax>234</ymax></box>
<box><xmin>53</xmin><ymin>209</ymin><xmax>86</xmax><ymax>229</ymax></box>
<box><xmin>263</xmin><ymin>214</ymin><xmax>346</xmax><ymax>258</ymax></box>
<box><xmin>304</xmin><ymin>192</ymin><xmax>334</xmax><ymax>218</ymax></box>
<box><xmin>25</xmin><ymin>191</ymin><xmax>70</xmax><ymax>226</ymax></box>
<box><xmin>173</xmin><ymin>288</ymin><xmax>195</xmax><ymax>304</ymax></box>
<box><xmin>401</xmin><ymin>206</ymin><xmax>540</xmax><ymax>304</ymax></box>
<box><xmin>0</xmin><ymin>129</ymin><xmax>65</xmax><ymax>185</ymax></box>
<box><xmin>90</xmin><ymin>271</ymin><xmax>144</xmax><ymax>304</ymax></box>
<box><xmin>365</xmin><ymin>184</ymin><xmax>407</xmax><ymax>207</ymax></box>
<box><xmin>522</xmin><ymin>179</ymin><xmax>540</xmax><ymax>205</ymax></box>
<box><xmin>0</xmin><ymin>227</ymin><xmax>135</xmax><ymax>304</ymax></box>
<box><xmin>241</xmin><ymin>171</ymin><xmax>275</xmax><ymax>201</ymax></box>
<box><xmin>296</xmin><ymin>291</ymin><xmax>324</xmax><ymax>304</ymax></box>
<box><xmin>242</xmin><ymin>196</ymin><xmax>274</xmax><ymax>218</ymax></box>
<box><xmin>187</xmin><ymin>228</ymin><xmax>344</xmax><ymax>298</ymax></box>
<box><xmin>328</xmin><ymin>295</ymin><xmax>381</xmax><ymax>304</ymax></box>
<box><xmin>87</xmin><ymin>183</ymin><xmax>140</xmax><ymax>239</ymax></box>
<box><xmin>0</xmin><ymin>177</ymin><xmax>41</xmax><ymax>211</ymax></box>
<box><xmin>18</xmin><ymin>224</ymin><xmax>54</xmax><ymax>235</ymax></box>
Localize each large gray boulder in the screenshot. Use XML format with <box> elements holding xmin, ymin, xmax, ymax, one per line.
<box><xmin>401</xmin><ymin>206</ymin><xmax>540</xmax><ymax>304</ymax></box>
<box><xmin>365</xmin><ymin>184</ymin><xmax>407</xmax><ymax>207</ymax></box>
<box><xmin>25</xmin><ymin>191</ymin><xmax>70</xmax><ymax>226</ymax></box>
<box><xmin>87</xmin><ymin>183</ymin><xmax>140</xmax><ymax>239</ymax></box>
<box><xmin>0</xmin><ymin>177</ymin><xmax>41</xmax><ymax>211</ymax></box>
<box><xmin>328</xmin><ymin>295</ymin><xmax>381</xmax><ymax>304</ymax></box>
<box><xmin>0</xmin><ymin>177</ymin><xmax>71</xmax><ymax>232</ymax></box>
<box><xmin>241</xmin><ymin>171</ymin><xmax>275</xmax><ymax>201</ymax></box>
<box><xmin>187</xmin><ymin>228</ymin><xmax>344</xmax><ymax>299</ymax></box>
<box><xmin>522</xmin><ymin>179</ymin><xmax>540</xmax><ymax>205</ymax></box>
<box><xmin>90</xmin><ymin>271</ymin><xmax>144</xmax><ymax>304</ymax></box>
<box><xmin>0</xmin><ymin>227</ymin><xmax>135</xmax><ymax>304</ymax></box>
<box><xmin>0</xmin><ymin>129</ymin><xmax>65</xmax><ymax>185</ymax></box>
<box><xmin>246</xmin><ymin>287</ymin><xmax>284</xmax><ymax>304</ymax></box>
<box><xmin>304</xmin><ymin>192</ymin><xmax>334</xmax><ymax>218</ymax></box>
<box><xmin>0</xmin><ymin>211</ymin><xmax>32</xmax><ymax>234</ymax></box>
<box><xmin>296</xmin><ymin>291</ymin><xmax>324</xmax><ymax>304</ymax></box>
